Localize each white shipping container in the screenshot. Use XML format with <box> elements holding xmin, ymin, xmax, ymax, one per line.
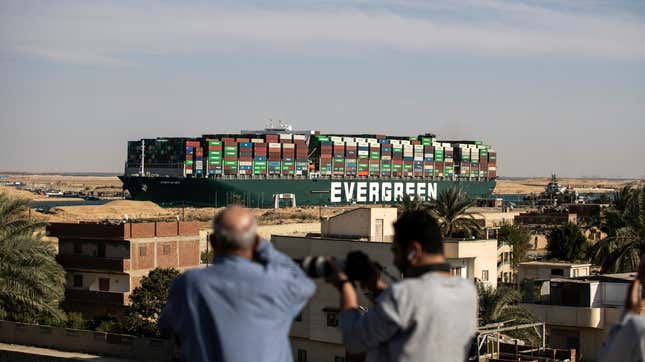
<box><xmin>283</xmin><ymin>143</ymin><xmax>295</xmax><ymax>149</ymax></box>
<box><xmin>489</xmin><ymin>166</ymin><xmax>497</xmax><ymax>171</ymax></box>
<box><xmin>269</xmin><ymin>143</ymin><xmax>281</xmax><ymax>149</ymax></box>
<box><xmin>239</xmin><ymin>161</ymin><xmax>253</xmax><ymax>166</ymax></box>
<box><xmin>414</xmin><ymin>156</ymin><xmax>423</xmax><ymax>161</ymax></box>
<box><xmin>358</xmin><ymin>151</ymin><xmax>369</xmax><ymax>156</ymax></box>
<box><xmin>293</xmin><ymin>134</ymin><xmax>306</xmax><ymax>140</ymax></box>
<box><xmin>330</xmin><ymin>136</ymin><xmax>343</xmax><ymax>142</ymax></box>
<box><xmin>381</xmin><ymin>156</ymin><xmax>392</xmax><ymax>160</ymax></box>
<box><xmin>401</xmin><ymin>140</ymin><xmax>411</xmax><ymax>146</ymax></box>
<box><xmin>279</xmin><ymin>133</ymin><xmax>291</xmax><ymax>140</ymax></box>
<box><xmin>345</xmin><ymin>142</ymin><xmax>357</xmax><ymax>147</ymax></box>
<box><xmin>414</xmin><ymin>145</ymin><xmax>424</xmax><ymax>151</ymax></box>
<box><xmin>342</xmin><ymin>137</ymin><xmax>354</xmax><ymax>143</ymax></box>
<box><xmin>390</xmin><ymin>139</ymin><xmax>400</xmax><ymax>145</ymax></box>
<box><xmin>358</xmin><ymin>142</ymin><xmax>369</xmax><ymax>148</ymax></box>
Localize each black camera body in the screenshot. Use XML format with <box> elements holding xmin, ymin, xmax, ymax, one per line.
<box><xmin>299</xmin><ymin>251</ymin><xmax>375</xmax><ymax>283</ymax></box>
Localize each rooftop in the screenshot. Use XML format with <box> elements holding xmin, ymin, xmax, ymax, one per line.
<box><xmin>519</xmin><ymin>261</ymin><xmax>592</xmax><ymax>267</ymax></box>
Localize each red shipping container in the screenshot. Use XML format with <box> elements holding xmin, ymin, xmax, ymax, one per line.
<box><xmin>237</xmin><ymin>138</ymin><xmax>250</xmax><ymax>143</ymax></box>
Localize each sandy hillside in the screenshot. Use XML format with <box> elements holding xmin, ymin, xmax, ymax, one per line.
<box><xmin>494</xmin><ymin>178</ymin><xmax>639</xmax><ymax>195</ymax></box>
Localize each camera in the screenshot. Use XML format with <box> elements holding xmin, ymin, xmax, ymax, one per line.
<box><xmin>299</xmin><ymin>251</ymin><xmax>377</xmax><ymax>283</ymax></box>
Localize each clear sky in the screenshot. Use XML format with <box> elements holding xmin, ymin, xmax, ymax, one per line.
<box><xmin>0</xmin><ymin>0</ymin><xmax>644</xmax><ymax>178</ymax></box>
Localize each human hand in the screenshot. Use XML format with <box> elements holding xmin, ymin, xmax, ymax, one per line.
<box><xmin>324</xmin><ymin>257</ymin><xmax>350</xmax><ymax>290</ymax></box>
<box><xmin>359</xmin><ymin>263</ymin><xmax>387</xmax><ymax>299</ymax></box>
<box><xmin>625</xmin><ymin>256</ymin><xmax>645</xmax><ymax>315</ymax></box>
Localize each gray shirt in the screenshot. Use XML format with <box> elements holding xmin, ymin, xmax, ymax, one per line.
<box><xmin>340</xmin><ymin>272</ymin><xmax>478</xmax><ymax>362</ymax></box>
<box><xmin>599</xmin><ymin>314</ymin><xmax>645</xmax><ymax>362</ymax></box>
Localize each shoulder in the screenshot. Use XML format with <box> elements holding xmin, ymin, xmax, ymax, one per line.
<box><xmin>624</xmin><ymin>314</ymin><xmax>645</xmax><ymax>335</ymax></box>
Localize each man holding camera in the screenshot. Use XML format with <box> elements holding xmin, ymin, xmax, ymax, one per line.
<box><xmin>327</xmin><ymin>210</ymin><xmax>478</xmax><ymax>362</ymax></box>
<box><xmin>159</xmin><ymin>205</ymin><xmax>316</xmax><ymax>362</ymax></box>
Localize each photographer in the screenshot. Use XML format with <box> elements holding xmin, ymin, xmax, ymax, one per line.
<box><xmin>326</xmin><ymin>210</ymin><xmax>477</xmax><ymax>362</ymax></box>
<box><xmin>159</xmin><ymin>206</ymin><xmax>315</xmax><ymax>362</ymax></box>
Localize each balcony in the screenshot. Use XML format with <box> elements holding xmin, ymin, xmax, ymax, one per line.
<box><xmin>56</xmin><ymin>254</ymin><xmax>128</xmax><ymax>272</ymax></box>
<box><xmin>64</xmin><ymin>289</ymin><xmax>127</xmax><ymax>306</ymax></box>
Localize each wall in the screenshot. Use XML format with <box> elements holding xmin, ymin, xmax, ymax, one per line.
<box><xmin>322</xmin><ymin>208</ymin><xmax>371</xmax><ymax>239</ymax></box>
<box><xmin>65</xmin><ymin>271</ymin><xmax>130</xmax><ymax>293</ymax></box>
<box><xmin>368</xmin><ymin>208</ymin><xmax>397</xmax><ymax>242</ymax></box>
<box><xmin>290</xmin><ymin>337</ymin><xmax>347</xmax><ymax>362</ymax></box>
<box><xmin>0</xmin><ymin>321</ymin><xmax>175</xmax><ymax>361</ymax></box>
<box><xmin>58</xmin><ymin>239</ymin><xmax>130</xmax><ymax>258</ymax></box>
<box><xmin>445</xmin><ymin>239</ymin><xmax>498</xmax><ymax>288</ymax></box>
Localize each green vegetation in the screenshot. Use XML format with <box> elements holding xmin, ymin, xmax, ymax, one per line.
<box><xmin>477</xmin><ymin>283</ymin><xmax>539</xmax><ymax>345</ymax></box>
<box><xmin>0</xmin><ymin>193</ymin><xmax>66</xmax><ymax>324</ymax></box>
<box><xmin>498</xmin><ymin>224</ymin><xmax>531</xmax><ymax>269</ymax></box>
<box><xmin>429</xmin><ymin>186</ymin><xmax>482</xmax><ymax>238</ymax></box>
<box><xmin>546</xmin><ymin>222</ymin><xmax>589</xmax><ymax>262</ymax></box>
<box><xmin>589</xmin><ymin>185</ymin><xmax>645</xmax><ymax>273</ymax></box>
<box><xmin>123</xmin><ymin>267</ymin><xmax>180</xmax><ymax>337</ymax></box>
<box><xmin>397</xmin><ymin>186</ymin><xmax>482</xmax><ymax>238</ymax></box>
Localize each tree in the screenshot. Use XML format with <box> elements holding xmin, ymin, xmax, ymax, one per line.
<box><xmin>590</xmin><ymin>185</ymin><xmax>645</xmax><ymax>273</ymax></box>
<box><xmin>477</xmin><ymin>283</ymin><xmax>539</xmax><ymax>345</ymax></box>
<box><xmin>397</xmin><ymin>194</ymin><xmax>430</xmax><ymax>214</ymax></box>
<box><xmin>428</xmin><ymin>186</ymin><xmax>482</xmax><ymax>238</ymax></box>
<box><xmin>123</xmin><ymin>267</ymin><xmax>180</xmax><ymax>337</ymax></box>
<box><xmin>0</xmin><ymin>193</ymin><xmax>66</xmax><ymax>323</ymax></box>
<box><xmin>498</xmin><ymin>224</ymin><xmax>531</xmax><ymax>270</ymax></box>
<box><xmin>546</xmin><ymin>222</ymin><xmax>589</xmax><ymax>262</ymax></box>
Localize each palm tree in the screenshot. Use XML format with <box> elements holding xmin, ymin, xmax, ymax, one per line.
<box><xmin>546</xmin><ymin>222</ymin><xmax>589</xmax><ymax>262</ymax></box>
<box><xmin>397</xmin><ymin>194</ymin><xmax>430</xmax><ymax>214</ymax></box>
<box><xmin>590</xmin><ymin>185</ymin><xmax>645</xmax><ymax>273</ymax></box>
<box><xmin>428</xmin><ymin>186</ymin><xmax>482</xmax><ymax>238</ymax></box>
<box><xmin>0</xmin><ymin>193</ymin><xmax>66</xmax><ymax>323</ymax></box>
<box><xmin>477</xmin><ymin>283</ymin><xmax>539</xmax><ymax>345</ymax></box>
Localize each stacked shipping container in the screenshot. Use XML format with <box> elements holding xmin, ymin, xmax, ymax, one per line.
<box><xmin>129</xmin><ymin>132</ymin><xmax>495</xmax><ymax>180</ymax></box>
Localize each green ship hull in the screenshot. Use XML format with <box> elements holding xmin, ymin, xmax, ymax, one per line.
<box><xmin>119</xmin><ymin>176</ymin><xmax>496</xmax><ymax>208</ymax></box>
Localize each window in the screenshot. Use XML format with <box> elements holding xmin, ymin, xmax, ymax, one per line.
<box><xmin>573</xmin><ymin>269</ymin><xmax>579</xmax><ymax>277</ymax></box>
<box><xmin>73</xmin><ymin>275</ymin><xmax>83</xmax><ymax>288</ymax></box>
<box><xmin>335</xmin><ymin>357</ymin><xmax>345</xmax><ymax>362</ymax></box>
<box><xmin>99</xmin><ymin>278</ymin><xmax>110</xmax><ymax>291</ymax></box>
<box><xmin>482</xmin><ymin>270</ymin><xmax>489</xmax><ymax>281</ymax></box>
<box><xmin>551</xmin><ymin>268</ymin><xmax>564</xmax><ymax>276</ymax></box>
<box><xmin>297</xmin><ymin>349</ymin><xmax>307</xmax><ymax>362</ymax></box>
<box><xmin>326</xmin><ymin>311</ymin><xmax>339</xmax><ymax>327</ymax></box>
<box><xmin>162</xmin><ymin>244</ymin><xmax>171</xmax><ymax>255</ymax></box>
<box><xmin>295</xmin><ymin>313</ymin><xmax>302</xmax><ymax>322</ymax></box>
<box><xmin>139</xmin><ymin>246</ymin><xmax>147</xmax><ymax>257</ymax></box>
<box><xmin>97</xmin><ymin>242</ymin><xmax>106</xmax><ymax>257</ymax></box>
<box><xmin>73</xmin><ymin>241</ymin><xmax>82</xmax><ymax>254</ymax></box>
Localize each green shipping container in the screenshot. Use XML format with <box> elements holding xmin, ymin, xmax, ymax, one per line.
<box><xmin>421</xmin><ymin>137</ymin><xmax>433</xmax><ymax>146</ymax></box>
<box><xmin>185</xmin><ymin>160</ymin><xmax>194</xmax><ymax>165</ymax></box>
<box><xmin>223</xmin><ymin>160</ymin><xmax>238</xmax><ymax>166</ymax></box>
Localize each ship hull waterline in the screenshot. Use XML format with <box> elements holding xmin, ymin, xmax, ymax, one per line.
<box><xmin>119</xmin><ymin>176</ymin><xmax>496</xmax><ymax>208</ymax></box>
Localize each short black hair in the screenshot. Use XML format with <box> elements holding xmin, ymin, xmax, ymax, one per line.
<box><xmin>393</xmin><ymin>210</ymin><xmax>443</xmax><ymax>254</ymax></box>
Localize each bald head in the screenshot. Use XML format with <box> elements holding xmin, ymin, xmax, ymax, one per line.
<box><xmin>212</xmin><ymin>206</ymin><xmax>258</xmax><ymax>252</ymax></box>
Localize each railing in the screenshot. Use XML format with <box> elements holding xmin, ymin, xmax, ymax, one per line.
<box><xmin>64</xmin><ymin>289</ymin><xmax>127</xmax><ymax>305</ymax></box>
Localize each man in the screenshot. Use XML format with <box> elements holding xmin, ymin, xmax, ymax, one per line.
<box><xmin>598</xmin><ymin>255</ymin><xmax>645</xmax><ymax>362</ymax></box>
<box><xmin>159</xmin><ymin>205</ymin><xmax>316</xmax><ymax>362</ymax></box>
<box><xmin>327</xmin><ymin>210</ymin><xmax>478</xmax><ymax>362</ymax></box>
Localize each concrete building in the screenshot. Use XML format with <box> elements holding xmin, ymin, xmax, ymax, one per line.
<box><xmin>521</xmin><ymin>273</ymin><xmax>633</xmax><ymax>360</ymax></box>
<box><xmin>517</xmin><ymin>261</ymin><xmax>591</xmax><ymax>283</ymax></box>
<box><xmin>272</xmin><ymin>207</ymin><xmax>499</xmax><ymax>361</ymax></box>
<box><xmin>515</xmin><ymin>211</ymin><xmax>577</xmax><ymax>227</ymax></box>
<box><xmin>48</xmin><ymin>221</ymin><xmax>201</xmax><ymax>318</ymax></box>
<box><xmin>321</xmin><ymin>207</ymin><xmax>397</xmax><ymax>242</ymax></box>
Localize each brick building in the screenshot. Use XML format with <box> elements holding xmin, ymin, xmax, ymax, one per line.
<box><xmin>514</xmin><ymin>211</ymin><xmax>577</xmax><ymax>227</ymax></box>
<box><xmin>48</xmin><ymin>221</ymin><xmax>201</xmax><ymax>318</ymax></box>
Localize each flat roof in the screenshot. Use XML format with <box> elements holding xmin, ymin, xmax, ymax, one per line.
<box><xmin>519</xmin><ymin>261</ymin><xmax>592</xmax><ymax>267</ymax></box>
<box><xmin>272</xmin><ymin>234</ymin><xmax>496</xmax><ymax>244</ymax></box>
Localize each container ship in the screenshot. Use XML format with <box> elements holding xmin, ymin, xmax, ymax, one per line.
<box><xmin>119</xmin><ymin>125</ymin><xmax>497</xmax><ymax>207</ymax></box>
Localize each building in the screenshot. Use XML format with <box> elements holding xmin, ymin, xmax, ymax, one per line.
<box><xmin>271</xmin><ymin>207</ymin><xmax>499</xmax><ymax>362</ymax></box>
<box><xmin>521</xmin><ymin>273</ymin><xmax>633</xmax><ymax>360</ymax></box>
<box><xmin>48</xmin><ymin>221</ymin><xmax>201</xmax><ymax>318</ymax></box>
<box><xmin>515</xmin><ymin>211</ymin><xmax>577</xmax><ymax>227</ymax></box>
<box><xmin>565</xmin><ymin>204</ymin><xmax>607</xmax><ymax>227</ymax></box>
<box><xmin>321</xmin><ymin>207</ymin><xmax>397</xmax><ymax>242</ymax></box>
<box><xmin>518</xmin><ymin>261</ymin><xmax>591</xmax><ymax>283</ymax></box>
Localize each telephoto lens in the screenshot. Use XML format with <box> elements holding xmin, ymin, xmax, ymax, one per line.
<box><xmin>299</xmin><ymin>256</ymin><xmax>345</xmax><ymax>278</ymax></box>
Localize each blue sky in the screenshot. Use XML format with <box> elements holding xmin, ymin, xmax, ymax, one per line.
<box><xmin>0</xmin><ymin>0</ymin><xmax>644</xmax><ymax>177</ymax></box>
